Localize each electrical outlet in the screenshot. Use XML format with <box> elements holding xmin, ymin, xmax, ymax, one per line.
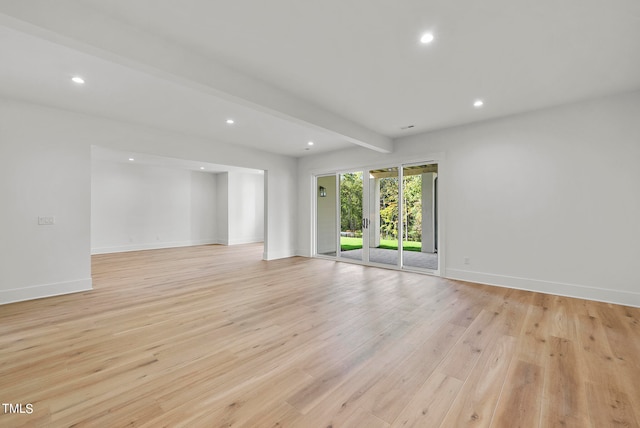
<box><xmin>38</xmin><ymin>216</ymin><xmax>55</xmax><ymax>225</ymax></box>
<box><xmin>464</xmin><ymin>257</ymin><xmax>470</xmax><ymax>265</ymax></box>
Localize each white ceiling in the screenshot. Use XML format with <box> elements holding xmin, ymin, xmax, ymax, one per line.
<box><xmin>92</xmin><ymin>146</ymin><xmax>263</xmax><ymax>175</ymax></box>
<box><xmin>1</xmin><ymin>0</ymin><xmax>640</xmax><ymax>157</ymax></box>
<box><xmin>0</xmin><ymin>25</ymin><xmax>351</xmax><ymax>157</ymax></box>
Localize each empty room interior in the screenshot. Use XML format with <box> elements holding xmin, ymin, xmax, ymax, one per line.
<box><xmin>1</xmin><ymin>1</ymin><xmax>639</xmax><ymax>427</ymax></box>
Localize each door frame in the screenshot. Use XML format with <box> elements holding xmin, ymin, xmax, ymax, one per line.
<box><xmin>399</xmin><ymin>161</ymin><xmax>441</xmax><ymax>274</ymax></box>
<box><xmin>312</xmin><ymin>157</ymin><xmax>443</xmax><ymax>276</ymax></box>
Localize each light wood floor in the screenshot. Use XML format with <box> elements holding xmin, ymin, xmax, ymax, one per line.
<box><xmin>1</xmin><ymin>244</ymin><xmax>639</xmax><ymax>427</ymax></box>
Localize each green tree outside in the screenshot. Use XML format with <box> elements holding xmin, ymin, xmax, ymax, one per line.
<box><xmin>339</xmin><ymin>172</ymin><xmax>363</xmax><ymax>235</ymax></box>
<box><xmin>339</xmin><ymin>172</ymin><xmax>424</xmax><ymax>251</ymax></box>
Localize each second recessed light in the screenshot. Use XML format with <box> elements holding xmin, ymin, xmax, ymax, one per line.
<box><xmin>226</xmin><ymin>119</ymin><xmax>235</xmax><ymax>125</ymax></box>
<box><xmin>420</xmin><ymin>33</ymin><xmax>434</xmax><ymax>44</ymax></box>
<box><xmin>473</xmin><ymin>100</ymin><xmax>484</xmax><ymax>108</ymax></box>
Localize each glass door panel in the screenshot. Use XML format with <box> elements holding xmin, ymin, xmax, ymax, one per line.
<box><xmin>401</xmin><ymin>164</ymin><xmax>438</xmax><ymax>271</ymax></box>
<box><xmin>316</xmin><ymin>175</ymin><xmax>337</xmax><ymax>256</ymax></box>
<box><xmin>338</xmin><ymin>171</ymin><xmax>364</xmax><ymax>262</ymax></box>
<box><xmin>367</xmin><ymin>167</ymin><xmax>399</xmax><ymax>267</ymax></box>
<box><xmin>315</xmin><ymin>162</ymin><xmax>440</xmax><ymax>274</ymax></box>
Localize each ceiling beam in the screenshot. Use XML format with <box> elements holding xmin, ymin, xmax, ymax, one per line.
<box><xmin>0</xmin><ymin>1</ymin><xmax>393</xmax><ymax>154</ymax></box>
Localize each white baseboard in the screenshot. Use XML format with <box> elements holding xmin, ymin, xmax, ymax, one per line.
<box><xmin>91</xmin><ymin>239</ymin><xmax>220</xmax><ymax>254</ymax></box>
<box><xmin>0</xmin><ymin>278</ymin><xmax>92</xmax><ymax>305</ymax></box>
<box><xmin>446</xmin><ymin>268</ymin><xmax>640</xmax><ymax>308</ymax></box>
<box><xmin>263</xmin><ymin>249</ymin><xmax>297</xmax><ymax>260</ymax></box>
<box><xmin>227</xmin><ymin>237</ymin><xmax>264</xmax><ymax>245</ymax></box>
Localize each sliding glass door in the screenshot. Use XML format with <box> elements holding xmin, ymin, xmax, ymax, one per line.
<box><xmin>338</xmin><ymin>171</ymin><xmax>364</xmax><ymax>262</ymax></box>
<box><xmin>315</xmin><ymin>162</ymin><xmax>439</xmax><ymax>273</ymax></box>
<box><xmin>367</xmin><ymin>167</ymin><xmax>399</xmax><ymax>268</ymax></box>
<box><xmin>401</xmin><ymin>164</ymin><xmax>438</xmax><ymax>270</ymax></box>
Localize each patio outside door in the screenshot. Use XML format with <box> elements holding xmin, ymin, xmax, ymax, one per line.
<box><xmin>337</xmin><ymin>167</ymin><xmax>400</xmax><ymax>268</ymax></box>
<box><xmin>366</xmin><ymin>167</ymin><xmax>400</xmax><ymax>268</ymax></box>
<box><xmin>338</xmin><ymin>171</ymin><xmax>364</xmax><ymax>262</ymax></box>
<box><xmin>315</xmin><ymin>171</ymin><xmax>369</xmax><ymax>262</ymax></box>
<box><xmin>315</xmin><ymin>162</ymin><xmax>439</xmax><ymax>273</ymax></box>
<box><xmin>400</xmin><ymin>163</ymin><xmax>438</xmax><ymax>271</ymax></box>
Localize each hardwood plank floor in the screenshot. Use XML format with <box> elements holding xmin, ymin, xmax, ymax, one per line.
<box><xmin>1</xmin><ymin>243</ymin><xmax>639</xmax><ymax>427</ymax></box>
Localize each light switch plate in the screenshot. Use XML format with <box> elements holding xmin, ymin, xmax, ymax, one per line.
<box><xmin>38</xmin><ymin>216</ymin><xmax>55</xmax><ymax>225</ymax></box>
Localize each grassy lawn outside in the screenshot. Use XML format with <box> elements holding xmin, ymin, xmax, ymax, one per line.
<box><xmin>340</xmin><ymin>237</ymin><xmax>422</xmax><ymax>252</ymax></box>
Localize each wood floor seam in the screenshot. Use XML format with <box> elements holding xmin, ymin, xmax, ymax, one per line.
<box><xmin>1</xmin><ymin>244</ymin><xmax>638</xmax><ymax>427</ymax></box>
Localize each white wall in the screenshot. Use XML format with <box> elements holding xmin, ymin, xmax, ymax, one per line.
<box><xmin>216</xmin><ymin>172</ymin><xmax>229</xmax><ymax>245</ymax></box>
<box><xmin>316</xmin><ymin>175</ymin><xmax>337</xmax><ymax>254</ymax></box>
<box><xmin>91</xmin><ymin>159</ymin><xmax>219</xmax><ymax>253</ymax></box>
<box><xmin>0</xmin><ymin>103</ymin><xmax>91</xmax><ymax>304</ymax></box>
<box><xmin>0</xmin><ymin>97</ymin><xmax>297</xmax><ymax>305</ymax></box>
<box><xmin>264</xmin><ymin>167</ymin><xmax>298</xmax><ymax>260</ymax></box>
<box><xmin>190</xmin><ymin>171</ymin><xmax>219</xmax><ymax>244</ymax></box>
<box><xmin>298</xmin><ymin>90</ymin><xmax>640</xmax><ymax>307</ymax></box>
<box><xmin>227</xmin><ymin>171</ymin><xmax>264</xmax><ymax>245</ymax></box>
<box><xmin>215</xmin><ymin>171</ymin><xmax>265</xmax><ymax>245</ymax></box>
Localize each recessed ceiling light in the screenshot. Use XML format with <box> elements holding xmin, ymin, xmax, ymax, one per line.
<box><xmin>420</xmin><ymin>33</ymin><xmax>434</xmax><ymax>44</ymax></box>
<box><xmin>200</xmin><ymin>167</ymin><xmax>205</xmax><ymax>170</ymax></box>
<box><xmin>308</xmin><ymin>141</ymin><xmax>314</xmax><ymax>146</ymax></box>
<box><xmin>128</xmin><ymin>158</ymin><xmax>135</xmax><ymax>161</ymax></box>
<box><xmin>71</xmin><ymin>76</ymin><xmax>85</xmax><ymax>84</ymax></box>
<box><xmin>226</xmin><ymin>119</ymin><xmax>234</xmax><ymax>125</ymax></box>
<box><xmin>473</xmin><ymin>100</ymin><xmax>484</xmax><ymax>108</ymax></box>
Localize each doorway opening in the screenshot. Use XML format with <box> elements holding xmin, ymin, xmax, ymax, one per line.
<box><xmin>91</xmin><ymin>146</ymin><xmax>266</xmax><ymax>257</ymax></box>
